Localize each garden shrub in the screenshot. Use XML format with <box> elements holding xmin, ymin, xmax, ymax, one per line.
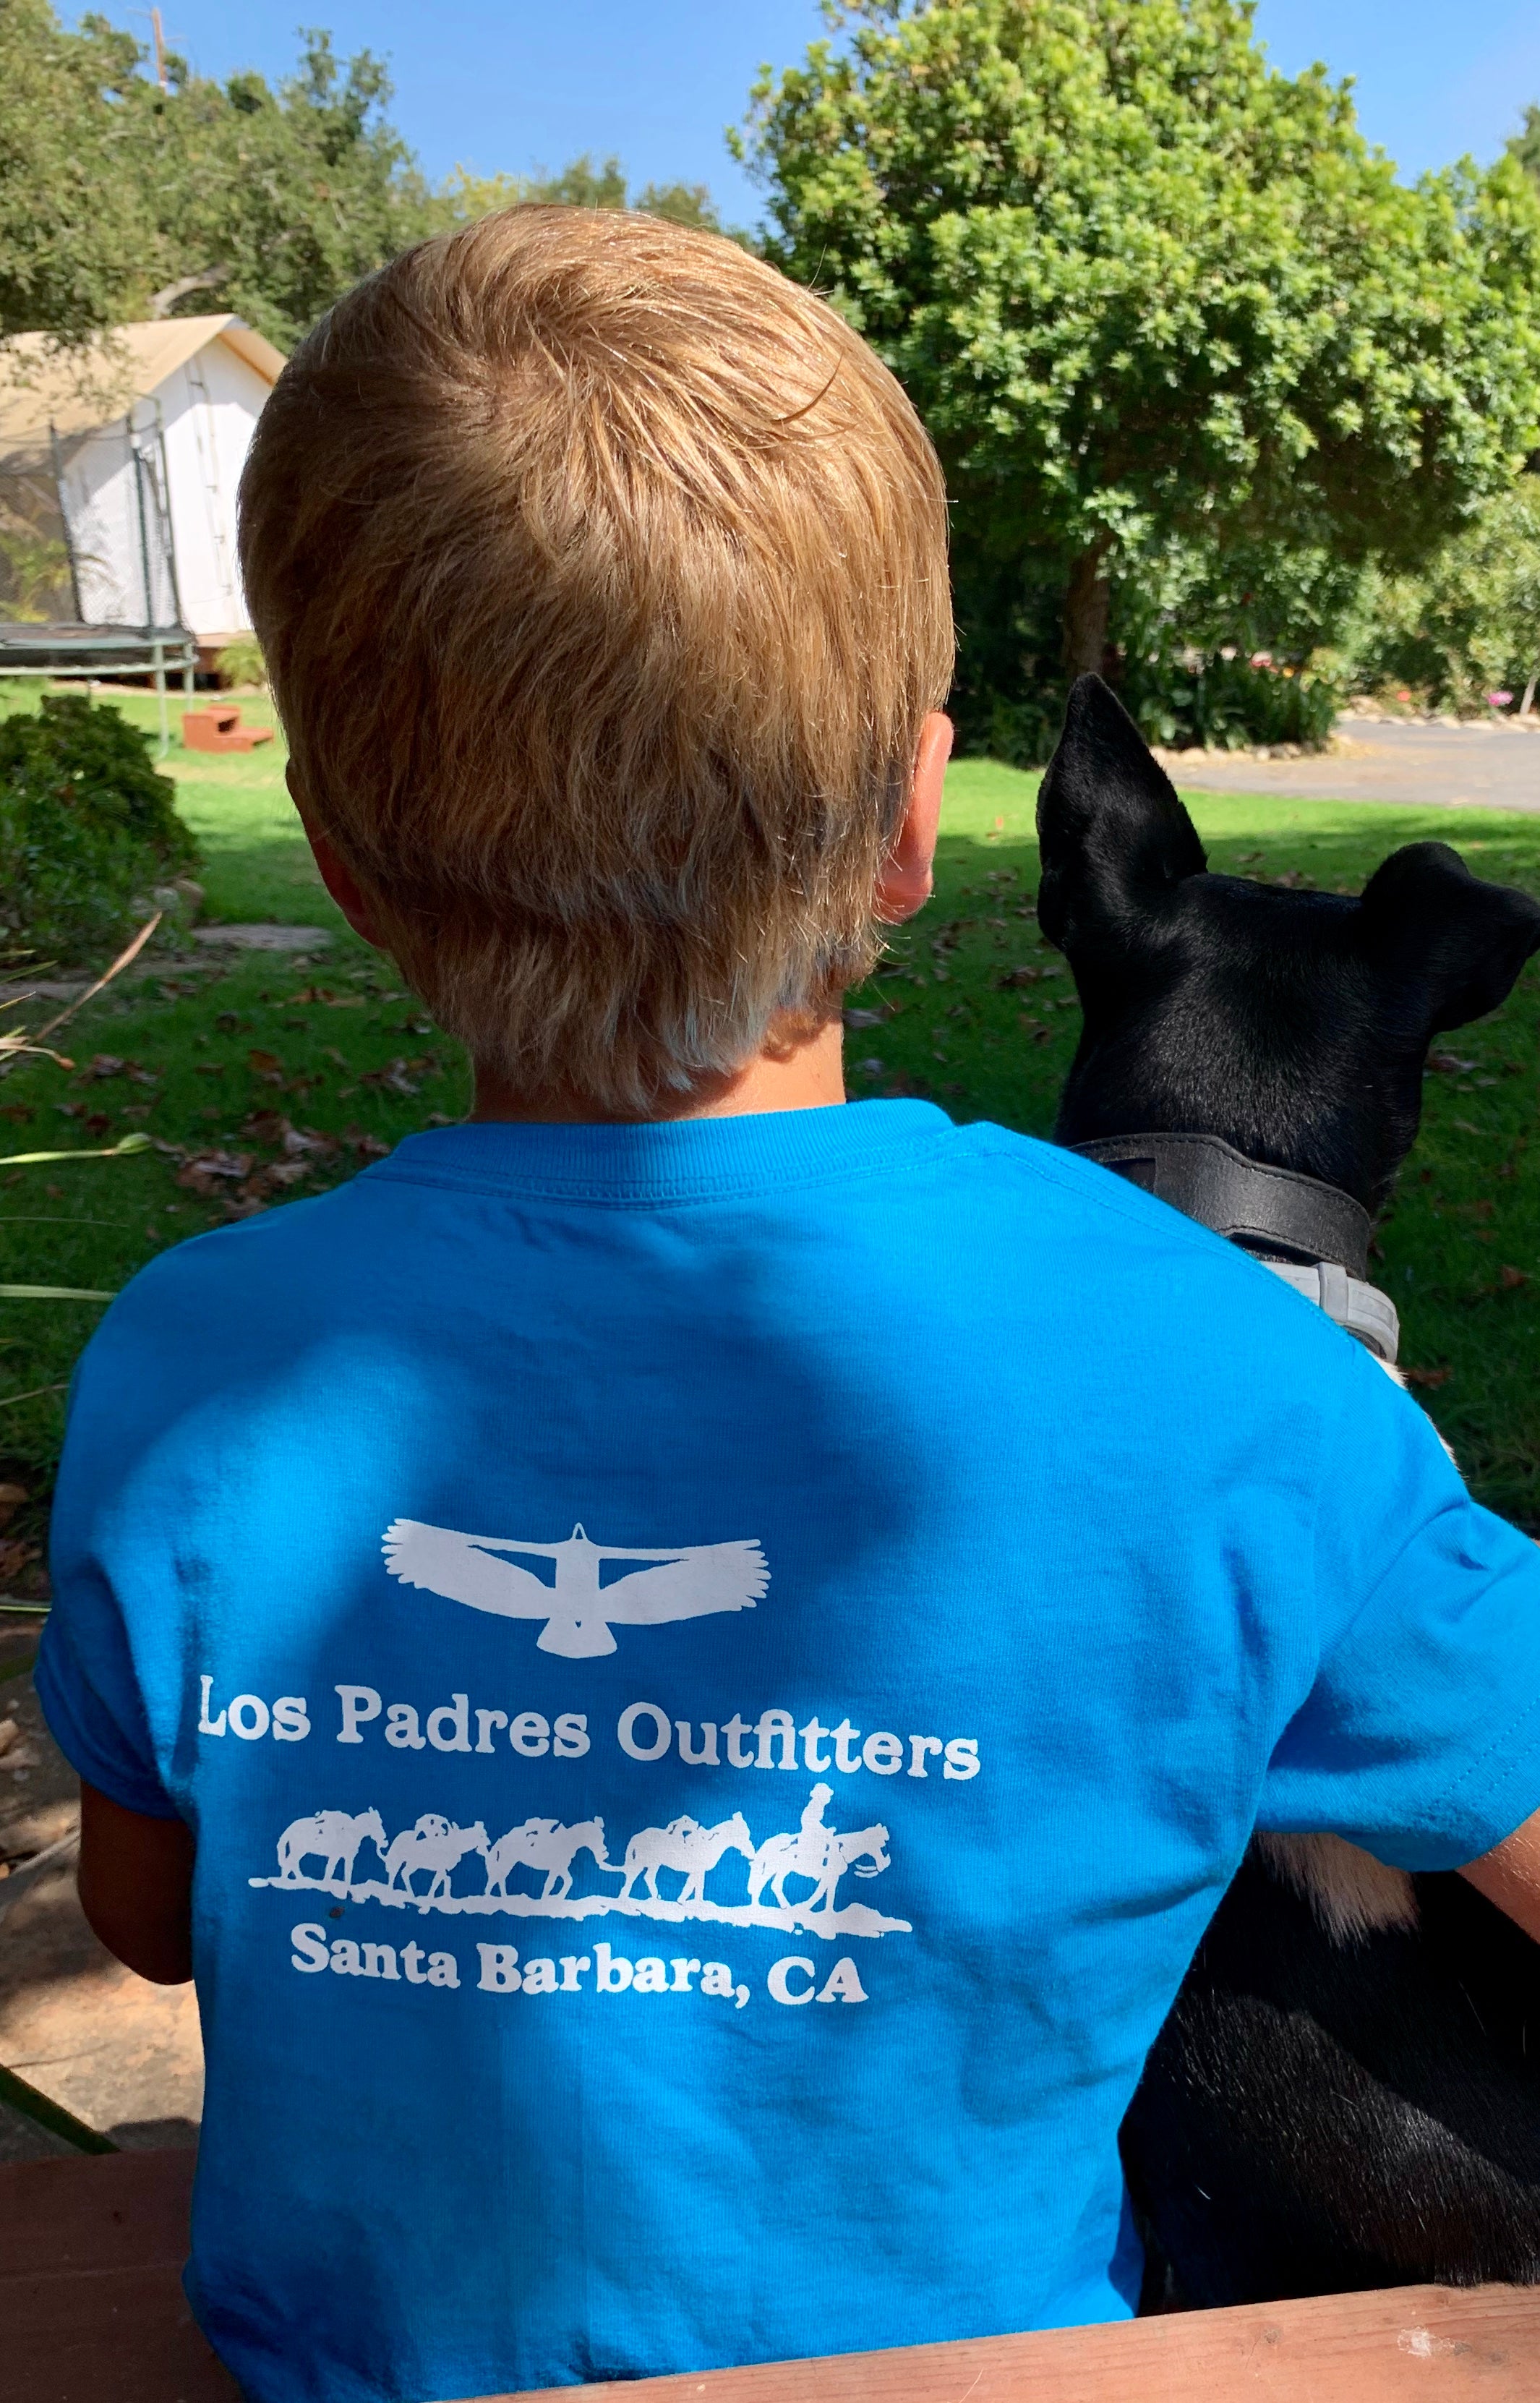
<box><xmin>1121</xmin><ymin>652</ymin><xmax>1342</xmax><ymax>751</ymax></box>
<box><xmin>216</xmin><ymin>633</ymin><xmax>266</xmax><ymax>688</ymax></box>
<box><xmin>0</xmin><ymin>693</ymin><xmax>199</xmax><ymax>967</ymax></box>
<box><xmin>1346</xmin><ymin>478</ymin><xmax>1540</xmax><ymax>715</ymax></box>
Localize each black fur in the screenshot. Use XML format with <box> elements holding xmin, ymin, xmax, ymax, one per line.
<box><xmin>1038</xmin><ymin>675</ymin><xmax>1540</xmax><ymax>2302</ymax></box>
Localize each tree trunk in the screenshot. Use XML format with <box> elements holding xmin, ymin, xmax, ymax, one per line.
<box><xmin>1062</xmin><ymin>542</ymin><xmax>1112</xmax><ymax>681</ymax></box>
<box><xmin>1520</xmin><ymin>664</ymin><xmax>1539</xmax><ymax>720</ymax></box>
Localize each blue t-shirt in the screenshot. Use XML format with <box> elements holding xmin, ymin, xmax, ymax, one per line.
<box><xmin>36</xmin><ymin>1101</ymin><xmax>1540</xmax><ymax>2402</ymax></box>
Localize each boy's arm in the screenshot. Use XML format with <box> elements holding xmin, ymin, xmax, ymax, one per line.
<box><xmin>1463</xmin><ymin>1806</ymin><xmax>1540</xmax><ymax>1945</ymax></box>
<box><xmin>77</xmin><ymin>1781</ymin><xmax>194</xmax><ymax>1985</ymax></box>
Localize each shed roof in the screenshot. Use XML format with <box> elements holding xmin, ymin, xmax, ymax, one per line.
<box><xmin>0</xmin><ymin>316</ymin><xmax>286</xmax><ymax>447</ymax></box>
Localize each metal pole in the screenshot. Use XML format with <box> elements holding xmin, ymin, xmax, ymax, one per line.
<box><xmin>153</xmin><ymin>640</ymin><xmax>168</xmax><ymax>756</ymax></box>
<box><xmin>132</xmin><ymin>426</ymin><xmax>156</xmax><ymax>639</ymax></box>
<box><xmin>48</xmin><ymin>424</ymin><xmax>84</xmax><ymax>623</ymax></box>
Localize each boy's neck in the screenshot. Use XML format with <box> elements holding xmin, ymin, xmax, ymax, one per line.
<box><xmin>469</xmin><ymin>1018</ymin><xmax>847</xmax><ymax>1126</ymax></box>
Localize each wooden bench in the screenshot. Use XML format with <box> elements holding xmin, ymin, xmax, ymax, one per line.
<box><xmin>6</xmin><ymin>2148</ymin><xmax>1539</xmax><ymax>2402</ymax></box>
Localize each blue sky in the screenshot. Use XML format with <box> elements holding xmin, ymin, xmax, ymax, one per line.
<box><xmin>119</xmin><ymin>1</ymin><xmax>1540</xmax><ymax>223</ymax></box>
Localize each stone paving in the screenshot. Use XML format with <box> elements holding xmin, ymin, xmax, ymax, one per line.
<box><xmin>1160</xmin><ymin>715</ymin><xmax>1540</xmax><ymax>813</ymax></box>
<box><xmin>0</xmin><ymin>1631</ymin><xmax>201</xmax><ymax>2161</ymax></box>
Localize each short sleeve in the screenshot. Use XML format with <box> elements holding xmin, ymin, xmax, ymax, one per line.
<box><xmin>34</xmin><ymin>1561</ymin><xmax>180</xmax><ymax>1822</ymax></box>
<box><xmin>1259</xmin><ymin>1341</ymin><xmax>1540</xmax><ymax>1870</ymax></box>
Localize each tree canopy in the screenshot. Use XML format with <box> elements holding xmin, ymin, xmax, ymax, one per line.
<box><xmin>438</xmin><ymin>154</ymin><xmax>724</xmax><ymax>234</ymax></box>
<box><xmin>740</xmin><ymin>0</ymin><xmax>1540</xmax><ymax>720</ymax></box>
<box><xmin>0</xmin><ymin>6</ymin><xmax>727</xmax><ymax>354</ymax></box>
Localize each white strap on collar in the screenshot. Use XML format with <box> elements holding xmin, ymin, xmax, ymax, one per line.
<box><xmin>1261</xmin><ymin>1257</ymin><xmax>1400</xmax><ymax>1365</ymax></box>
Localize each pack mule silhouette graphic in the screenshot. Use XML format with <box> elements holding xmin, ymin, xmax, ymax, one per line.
<box><xmin>619</xmin><ymin>1813</ymin><xmax>755</xmax><ymax>1904</ymax></box>
<box><xmin>276</xmin><ymin>1806</ymin><xmax>386</xmax><ymax>1887</ymax></box>
<box><xmin>382</xmin><ymin>1814</ymin><xmax>489</xmax><ymax>1901</ymax></box>
<box><xmin>484</xmin><ymin>1816</ymin><xmax>612</xmax><ymax>1901</ymax></box>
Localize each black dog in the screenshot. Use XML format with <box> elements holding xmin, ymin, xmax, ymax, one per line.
<box><xmin>1037</xmin><ymin>674</ymin><xmax>1540</xmax><ymax>2304</ymax></box>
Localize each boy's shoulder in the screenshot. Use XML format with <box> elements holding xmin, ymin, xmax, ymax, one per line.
<box><xmin>82</xmin><ymin>1106</ymin><xmax>1370</xmax><ymax>1392</ymax></box>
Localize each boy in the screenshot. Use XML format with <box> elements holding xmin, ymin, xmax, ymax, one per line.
<box><xmin>38</xmin><ymin>210</ymin><xmax>1540</xmax><ymax>2402</ymax></box>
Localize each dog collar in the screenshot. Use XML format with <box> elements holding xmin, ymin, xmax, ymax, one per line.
<box><xmin>1071</xmin><ymin>1130</ymin><xmax>1399</xmax><ymax>1364</ymax></box>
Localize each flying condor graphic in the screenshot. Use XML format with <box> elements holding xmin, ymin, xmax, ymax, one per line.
<box><xmin>382</xmin><ymin>1520</ymin><xmax>769</xmax><ymax>1658</ymax></box>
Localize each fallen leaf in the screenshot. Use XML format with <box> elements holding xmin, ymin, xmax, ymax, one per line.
<box><xmin>1403</xmin><ymin>1366</ymin><xmax>1451</xmax><ymax>1389</ymax></box>
<box><xmin>997</xmin><ymin>965</ymin><xmax>1042</xmax><ymax>988</ymax></box>
<box><xmin>1501</xmin><ymin>1265</ymin><xmax>1530</xmax><ymax>1290</ymax></box>
<box><xmin>1427</xmin><ymin>1054</ymin><xmax>1476</xmax><ymax>1075</ymax></box>
<box><xmin>359</xmin><ymin>1057</ymin><xmax>429</xmax><ymax>1097</ymax></box>
<box><xmin>240</xmin><ymin>1109</ymin><xmax>292</xmax><ymax>1145</ymax></box>
<box><xmin>842</xmin><ymin>1007</ymin><xmax>887</xmax><ymax>1028</ymax></box>
<box><xmin>248</xmin><ymin>1049</ymin><xmax>283</xmax><ymax>1080</ymax></box>
<box><xmin>0</xmin><ymin>1104</ymin><xmax>33</xmax><ymax>1124</ymax></box>
<box><xmin>176</xmin><ymin>1150</ymin><xmax>254</xmax><ymax>1195</ymax></box>
<box><xmin>77</xmin><ymin>1052</ymin><xmax>124</xmax><ymax>1080</ymax></box>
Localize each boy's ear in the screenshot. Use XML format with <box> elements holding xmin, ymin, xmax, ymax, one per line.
<box><xmin>1358</xmin><ymin>841</ymin><xmax>1540</xmax><ymax>1033</ymax></box>
<box><xmin>875</xmin><ymin>711</ymin><xmax>951</xmax><ymax>923</ymax></box>
<box><xmin>1035</xmin><ymin>675</ymin><xmax>1207</xmax><ymax>956</ymax></box>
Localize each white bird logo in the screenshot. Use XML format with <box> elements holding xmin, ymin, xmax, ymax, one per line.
<box><xmin>381</xmin><ymin>1519</ymin><xmax>769</xmax><ymax>1659</ymax></box>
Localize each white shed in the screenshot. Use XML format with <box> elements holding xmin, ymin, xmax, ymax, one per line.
<box><xmin>0</xmin><ymin>315</ymin><xmax>285</xmax><ymax>662</ymax></box>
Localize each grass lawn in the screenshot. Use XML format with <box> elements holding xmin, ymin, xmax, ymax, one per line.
<box><xmin>3</xmin><ymin>699</ymin><xmax>1539</xmax><ymax>1592</ymax></box>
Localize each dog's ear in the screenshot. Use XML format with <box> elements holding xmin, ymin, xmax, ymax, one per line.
<box><xmin>1359</xmin><ymin>841</ymin><xmax>1540</xmax><ymax>1033</ymax></box>
<box><xmin>1036</xmin><ymin>675</ymin><xmax>1207</xmax><ymax>955</ymax></box>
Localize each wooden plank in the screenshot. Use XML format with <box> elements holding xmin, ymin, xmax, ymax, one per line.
<box><xmin>6</xmin><ymin>2151</ymin><xmax>1540</xmax><ymax>2402</ymax></box>
<box><xmin>484</xmin><ymin>2284</ymin><xmax>1540</xmax><ymax>2402</ymax></box>
<box><xmin>0</xmin><ymin>2149</ymin><xmax>238</xmax><ymax>2402</ymax></box>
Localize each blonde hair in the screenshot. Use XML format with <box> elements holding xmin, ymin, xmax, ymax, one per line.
<box><xmin>239</xmin><ymin>208</ymin><xmax>953</xmax><ymax>1113</ymax></box>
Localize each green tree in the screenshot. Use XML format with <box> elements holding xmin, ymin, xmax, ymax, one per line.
<box><xmin>0</xmin><ymin>2</ymin><xmax>150</xmax><ymax>340</ymax></box>
<box><xmin>740</xmin><ymin>0</ymin><xmax>1540</xmax><ymax>716</ymax></box>
<box><xmin>436</xmin><ymin>153</ymin><xmax>724</xmax><ymax>234</ymax></box>
<box><xmin>0</xmin><ymin>9</ymin><xmax>436</xmax><ymax>350</ymax></box>
<box><xmin>118</xmin><ymin>30</ymin><xmax>439</xmax><ymax>351</ymax></box>
<box><xmin>1351</xmin><ymin>477</ymin><xmax>1540</xmax><ymax>716</ymax></box>
<box><xmin>0</xmin><ymin>7</ymin><xmax>732</xmax><ymax>356</ymax></box>
<box><xmin>1511</xmin><ymin>104</ymin><xmax>1540</xmax><ymax>196</ymax></box>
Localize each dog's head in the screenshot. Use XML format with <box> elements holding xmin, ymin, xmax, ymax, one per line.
<box><xmin>1038</xmin><ymin>676</ymin><xmax>1540</xmax><ymax>1212</ymax></box>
